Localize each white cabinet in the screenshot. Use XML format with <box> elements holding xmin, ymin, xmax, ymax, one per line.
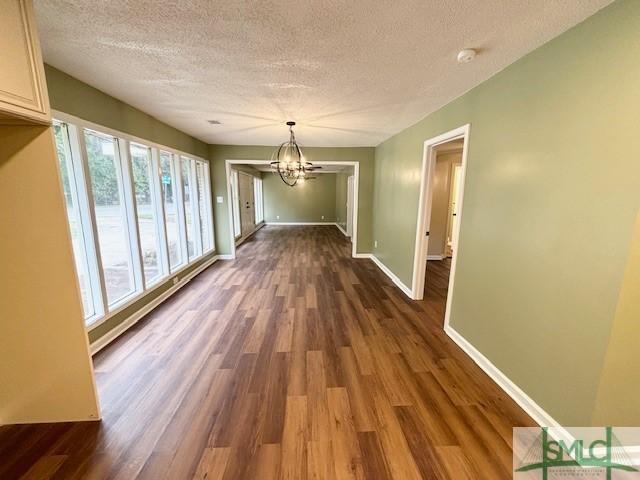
<box><xmin>0</xmin><ymin>0</ymin><xmax>50</xmax><ymax>124</ymax></box>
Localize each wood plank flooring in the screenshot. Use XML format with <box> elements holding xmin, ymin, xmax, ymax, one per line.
<box><xmin>0</xmin><ymin>226</ymin><xmax>535</xmax><ymax>479</ymax></box>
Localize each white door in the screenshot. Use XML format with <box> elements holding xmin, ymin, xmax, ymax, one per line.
<box><xmin>447</xmin><ymin>164</ymin><xmax>463</xmax><ymax>256</ymax></box>
<box><xmin>238</xmin><ymin>172</ymin><xmax>255</xmax><ymax>236</ymax></box>
<box><xmin>346</xmin><ymin>175</ymin><xmax>354</xmax><ymax>238</ymax></box>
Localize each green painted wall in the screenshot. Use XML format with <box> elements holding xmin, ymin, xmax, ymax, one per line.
<box><xmin>335</xmin><ymin>172</ymin><xmax>349</xmax><ymax>231</ymax></box>
<box><xmin>372</xmin><ymin>0</ymin><xmax>640</xmax><ymax>425</ymax></box>
<box><xmin>44</xmin><ymin>65</ymin><xmax>208</xmax><ymax>158</ymax></box>
<box><xmin>44</xmin><ymin>65</ymin><xmax>215</xmax><ymax>345</ymax></box>
<box><xmin>263</xmin><ymin>173</ymin><xmax>337</xmax><ymax>223</ymax></box>
<box><xmin>209</xmin><ymin>145</ymin><xmax>374</xmax><ymax>255</ymax></box>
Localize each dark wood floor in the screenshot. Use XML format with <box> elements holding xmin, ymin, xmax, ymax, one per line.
<box><xmin>0</xmin><ymin>226</ymin><xmax>534</xmax><ymax>479</ymax></box>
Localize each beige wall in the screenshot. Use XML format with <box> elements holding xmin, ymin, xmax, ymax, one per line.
<box><xmin>592</xmin><ymin>211</ymin><xmax>640</xmax><ymax>425</ymax></box>
<box><xmin>428</xmin><ymin>151</ymin><xmax>461</xmax><ymax>257</ymax></box>
<box><xmin>0</xmin><ymin>126</ymin><xmax>99</xmax><ymax>424</ymax></box>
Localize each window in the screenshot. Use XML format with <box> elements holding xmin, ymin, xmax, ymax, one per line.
<box><xmin>196</xmin><ymin>161</ymin><xmax>214</xmax><ymax>252</ymax></box>
<box><xmin>85</xmin><ymin>130</ymin><xmax>137</xmax><ymax>306</ymax></box>
<box><xmin>160</xmin><ymin>151</ymin><xmax>184</xmax><ymax>271</ymax></box>
<box><xmin>54</xmin><ymin>122</ymin><xmax>102</xmax><ymax>322</ymax></box>
<box><xmin>53</xmin><ymin>116</ymin><xmax>214</xmax><ymax>330</ymax></box>
<box><xmin>254</xmin><ymin>177</ymin><xmax>264</xmax><ymax>224</ymax></box>
<box><xmin>130</xmin><ymin>143</ymin><xmax>165</xmax><ymax>285</ymax></box>
<box><xmin>181</xmin><ymin>156</ymin><xmax>197</xmax><ymax>260</ymax></box>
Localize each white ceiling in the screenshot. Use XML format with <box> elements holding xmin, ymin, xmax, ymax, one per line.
<box><xmin>35</xmin><ymin>0</ymin><xmax>612</xmax><ymax>147</ymax></box>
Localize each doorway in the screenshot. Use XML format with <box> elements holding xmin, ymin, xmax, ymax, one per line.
<box><xmin>228</xmin><ymin>168</ymin><xmax>265</xmax><ymax>248</ymax></box>
<box><xmin>411</xmin><ymin>125</ymin><xmax>470</xmax><ymax>328</ymax></box>
<box><xmin>225</xmin><ymin>160</ymin><xmax>360</xmax><ymax>259</ymax></box>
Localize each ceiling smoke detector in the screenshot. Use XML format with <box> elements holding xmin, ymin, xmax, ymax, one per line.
<box><xmin>457</xmin><ymin>48</ymin><xmax>477</xmax><ymax>63</ymax></box>
<box><xmin>207</xmin><ymin>119</ymin><xmax>222</xmax><ymax>125</ymax></box>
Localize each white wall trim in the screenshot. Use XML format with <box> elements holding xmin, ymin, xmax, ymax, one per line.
<box><xmin>90</xmin><ymin>255</ymin><xmax>221</xmax><ymax>355</ymax></box>
<box><xmin>444</xmin><ymin>324</ymin><xmax>570</xmax><ymax>433</ymax></box>
<box><xmin>369</xmin><ymin>255</ymin><xmax>414</xmax><ymax>298</ymax></box>
<box><xmin>335</xmin><ymin>223</ymin><xmax>348</xmax><ymax>237</ymax></box>
<box><xmin>411</xmin><ymin>125</ymin><xmax>471</xmax><ymax>339</ymax></box>
<box><xmin>265</xmin><ymin>221</ymin><xmax>336</xmax><ymax>226</ymax></box>
<box><xmin>235</xmin><ymin>222</ymin><xmax>265</xmax><ymax>247</ymax></box>
<box><xmin>427</xmin><ymin>254</ymin><xmax>446</xmax><ymax>261</ymax></box>
<box><xmin>353</xmin><ymin>253</ymin><xmax>372</xmax><ymax>259</ymax></box>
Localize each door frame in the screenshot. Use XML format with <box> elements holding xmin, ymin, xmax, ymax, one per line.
<box><xmin>346</xmin><ymin>174</ymin><xmax>354</xmax><ymax>237</ymax></box>
<box><xmin>225</xmin><ymin>159</ymin><xmax>360</xmax><ymax>259</ymax></box>
<box><xmin>411</xmin><ymin>124</ymin><xmax>470</xmax><ymax>329</ymax></box>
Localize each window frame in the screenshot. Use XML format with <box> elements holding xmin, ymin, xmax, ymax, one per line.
<box><xmin>54</xmin><ymin>121</ymin><xmax>105</xmax><ymax>323</ymax></box>
<box><xmin>129</xmin><ymin>141</ymin><xmax>169</xmax><ymax>288</ymax></box>
<box><xmin>52</xmin><ymin>110</ymin><xmax>214</xmax><ymax>332</ymax></box>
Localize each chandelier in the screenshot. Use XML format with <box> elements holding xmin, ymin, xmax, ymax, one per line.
<box><xmin>270</xmin><ymin>121</ymin><xmax>318</xmax><ymax>186</ymax></box>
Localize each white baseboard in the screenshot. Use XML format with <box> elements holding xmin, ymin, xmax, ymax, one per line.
<box><xmin>353</xmin><ymin>253</ymin><xmax>372</xmax><ymax>259</ymax></box>
<box><xmin>335</xmin><ymin>223</ymin><xmax>348</xmax><ymax>237</ymax></box>
<box><xmin>235</xmin><ymin>222</ymin><xmax>264</xmax><ymax>247</ymax></box>
<box><xmin>90</xmin><ymin>255</ymin><xmax>220</xmax><ymax>355</ymax></box>
<box><xmin>427</xmin><ymin>254</ymin><xmax>445</xmax><ymax>261</ymax></box>
<box><xmin>368</xmin><ymin>255</ymin><xmax>413</xmax><ymax>298</ymax></box>
<box><xmin>216</xmin><ymin>254</ymin><xmax>235</xmax><ymax>260</ymax></box>
<box><xmin>444</xmin><ymin>324</ymin><xmax>568</xmax><ymax>433</ymax></box>
<box><xmin>265</xmin><ymin>221</ymin><xmax>335</xmax><ymax>226</ymax></box>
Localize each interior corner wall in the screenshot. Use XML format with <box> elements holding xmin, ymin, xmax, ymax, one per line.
<box><xmin>592</xmin><ymin>211</ymin><xmax>640</xmax><ymax>426</ymax></box>
<box><xmin>372</xmin><ymin>0</ymin><xmax>640</xmax><ymax>425</ymax></box>
<box><xmin>0</xmin><ymin>126</ymin><xmax>99</xmax><ymax>424</ymax></box>
<box><xmin>43</xmin><ymin>64</ymin><xmax>216</xmax><ymax>346</ymax></box>
<box><xmin>44</xmin><ymin>65</ymin><xmax>208</xmax><ymax>158</ymax></box>
<box><xmin>208</xmin><ymin>145</ymin><xmax>375</xmax><ymax>255</ymax></box>
<box><xmin>263</xmin><ymin>173</ymin><xmax>337</xmax><ymax>223</ymax></box>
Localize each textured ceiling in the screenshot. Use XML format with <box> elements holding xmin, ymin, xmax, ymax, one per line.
<box><xmin>35</xmin><ymin>0</ymin><xmax>612</xmax><ymax>146</ymax></box>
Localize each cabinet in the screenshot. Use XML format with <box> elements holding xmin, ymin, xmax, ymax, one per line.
<box><xmin>0</xmin><ymin>0</ymin><xmax>50</xmax><ymax>124</ymax></box>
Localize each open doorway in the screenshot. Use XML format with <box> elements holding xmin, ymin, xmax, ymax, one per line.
<box><xmin>411</xmin><ymin>125</ymin><xmax>470</xmax><ymax>327</ymax></box>
<box><xmin>225</xmin><ymin>160</ymin><xmax>360</xmax><ymax>259</ymax></box>
<box><xmin>228</xmin><ymin>166</ymin><xmax>265</xmax><ymax>248</ymax></box>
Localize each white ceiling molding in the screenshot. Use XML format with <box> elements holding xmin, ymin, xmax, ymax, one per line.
<box><xmin>35</xmin><ymin>0</ymin><xmax>612</xmax><ymax>146</ymax></box>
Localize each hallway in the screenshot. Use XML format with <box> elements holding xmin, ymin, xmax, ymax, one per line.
<box><xmin>0</xmin><ymin>226</ymin><xmax>534</xmax><ymax>480</ymax></box>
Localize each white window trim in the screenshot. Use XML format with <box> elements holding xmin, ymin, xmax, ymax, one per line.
<box><xmin>52</xmin><ymin>110</ymin><xmax>215</xmax><ymax>333</ymax></box>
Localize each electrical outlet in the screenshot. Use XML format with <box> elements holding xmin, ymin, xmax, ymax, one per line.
<box><xmin>216</xmin><ymin>196</ymin><xmax>223</xmax><ymax>204</ymax></box>
<box><xmin>321</xmin><ymin>215</ymin><xmax>324</xmax><ymax>220</ymax></box>
<box><xmin>374</xmin><ymin>240</ymin><xmax>378</xmax><ymax>248</ymax></box>
<box><xmin>276</xmin><ymin>215</ymin><xmax>280</xmax><ymax>219</ymax></box>
<box><xmin>172</xmin><ymin>277</ymin><xmax>179</xmax><ymax>285</ymax></box>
